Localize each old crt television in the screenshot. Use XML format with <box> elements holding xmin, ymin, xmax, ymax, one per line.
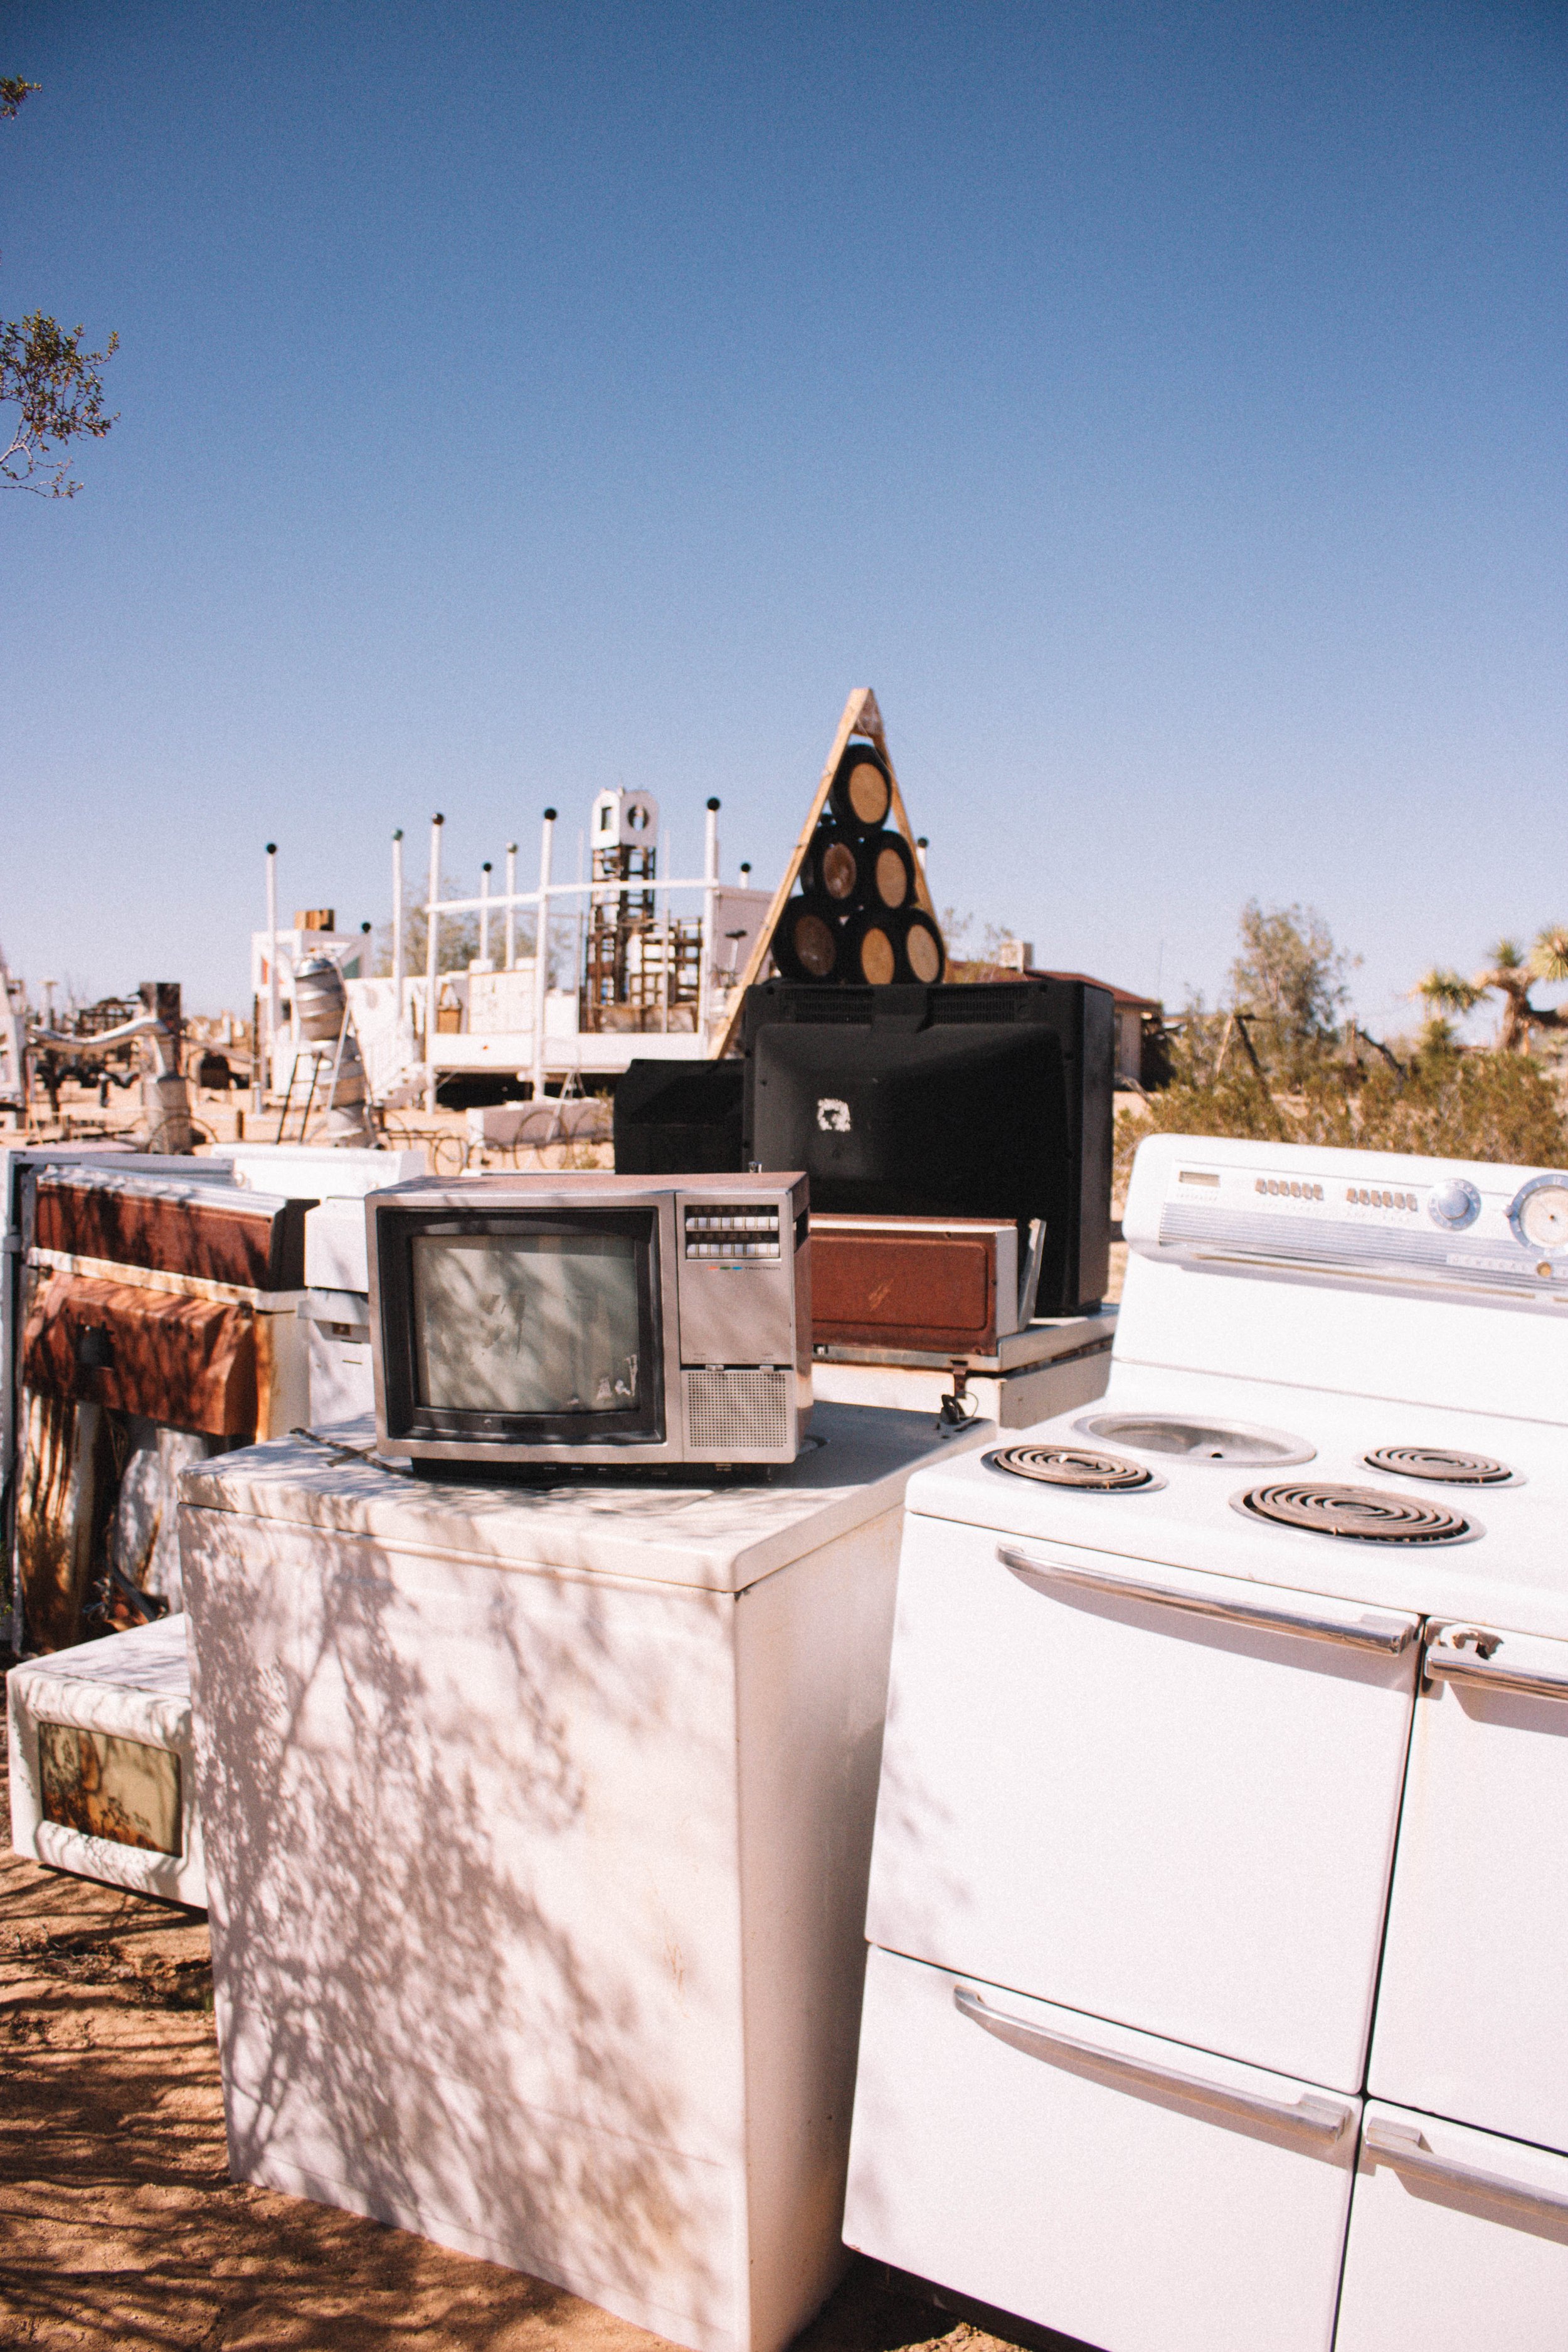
<box><xmin>741</xmin><ymin>978</ymin><xmax>1113</xmax><ymax>1313</ymax></box>
<box><xmin>367</xmin><ymin>1173</ymin><xmax>812</xmax><ymax>1468</ymax></box>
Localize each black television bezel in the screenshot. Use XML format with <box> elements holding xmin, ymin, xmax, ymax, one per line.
<box><xmin>374</xmin><ymin>1205</ymin><xmax>665</xmax><ymax>1447</ymax></box>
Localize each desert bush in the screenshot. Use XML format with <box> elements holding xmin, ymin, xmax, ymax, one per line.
<box><xmin>1116</xmin><ymin>1042</ymin><xmax>1567</xmax><ymax>1192</ymax></box>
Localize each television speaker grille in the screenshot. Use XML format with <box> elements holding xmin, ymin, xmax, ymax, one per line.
<box><xmin>684</xmin><ymin>1367</ymin><xmax>792</xmax><ymax>1453</ymax></box>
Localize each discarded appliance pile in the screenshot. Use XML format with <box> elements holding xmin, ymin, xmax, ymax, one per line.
<box><xmin>14</xmin><ymin>691</ymin><xmax>1565</xmax><ymax>2352</ymax></box>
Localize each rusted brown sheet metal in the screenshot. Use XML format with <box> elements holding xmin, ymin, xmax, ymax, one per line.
<box><xmin>13</xmin><ymin>1387</ymin><xmax>117</xmax><ymax>1653</ymax></box>
<box><xmin>811</xmin><ymin>1221</ymin><xmax>1001</xmax><ymax>1352</ymax></box>
<box><xmin>23</xmin><ymin>1271</ymin><xmax>258</xmax><ymax>1438</ymax></box>
<box><xmin>35</xmin><ymin>1172</ymin><xmax>310</xmax><ymax>1290</ymax></box>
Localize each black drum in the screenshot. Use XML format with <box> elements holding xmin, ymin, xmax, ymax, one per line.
<box><xmin>772</xmin><ymin>894</ymin><xmax>844</xmax><ymax>982</ymax></box>
<box><xmin>841</xmin><ymin>908</ymin><xmax>902</xmax><ymax>987</ymax></box>
<box><xmin>900</xmin><ymin>908</ymin><xmax>946</xmax><ymax>985</ymax></box>
<box><xmin>799</xmin><ymin>819</ymin><xmax>863</xmax><ymax>906</ymax></box>
<box><xmin>829</xmin><ymin>741</ymin><xmax>893</xmax><ymax>834</ymax></box>
<box><xmin>864</xmin><ymin>829</ymin><xmax>916</xmax><ymax>911</ymax></box>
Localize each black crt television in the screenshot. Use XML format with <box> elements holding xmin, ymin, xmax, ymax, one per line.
<box><xmin>367</xmin><ymin>1172</ymin><xmax>812</xmax><ymax>1469</ymax></box>
<box><xmin>741</xmin><ymin>977</ymin><xmax>1114</xmax><ymax>1313</ymax></box>
<box><xmin>613</xmin><ymin>1058</ymin><xmax>745</xmax><ymax>1177</ymax></box>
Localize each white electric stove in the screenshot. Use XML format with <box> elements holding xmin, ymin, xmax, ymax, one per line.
<box><xmin>844</xmin><ymin>1131</ymin><xmax>1568</xmax><ymax>2352</ymax></box>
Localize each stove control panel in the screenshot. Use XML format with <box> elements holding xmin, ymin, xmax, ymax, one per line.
<box><xmin>1133</xmin><ymin>1145</ymin><xmax>1568</xmax><ymax>1306</ymax></box>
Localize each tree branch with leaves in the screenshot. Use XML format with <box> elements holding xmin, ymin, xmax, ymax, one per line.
<box><xmin>2</xmin><ymin>72</ymin><xmax>119</xmax><ymax>496</ymax></box>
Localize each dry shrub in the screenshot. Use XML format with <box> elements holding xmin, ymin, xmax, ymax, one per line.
<box><xmin>1118</xmin><ymin>1051</ymin><xmax>1568</xmax><ymax>1191</ymax></box>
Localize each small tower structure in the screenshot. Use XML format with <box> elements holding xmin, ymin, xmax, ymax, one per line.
<box><xmin>582</xmin><ymin>790</ymin><xmax>703</xmax><ymax>1032</ymax></box>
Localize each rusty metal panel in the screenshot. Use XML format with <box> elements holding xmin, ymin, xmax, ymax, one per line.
<box><xmin>34</xmin><ymin>1170</ymin><xmax>310</xmax><ymax>1290</ymax></box>
<box><xmin>811</xmin><ymin>1216</ymin><xmax>1005</xmax><ymax>1352</ymax></box>
<box><xmin>13</xmin><ymin>1385</ymin><xmax>116</xmax><ymax>1653</ymax></box>
<box><xmin>38</xmin><ymin>1720</ymin><xmax>183</xmax><ymax>1854</ymax></box>
<box><xmin>23</xmin><ymin>1271</ymin><xmax>258</xmax><ymax>1438</ymax></box>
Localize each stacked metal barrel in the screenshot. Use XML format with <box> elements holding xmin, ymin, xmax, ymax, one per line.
<box><xmin>770</xmin><ymin>742</ymin><xmax>946</xmax><ymax>988</ymax></box>
<box><xmin>294</xmin><ymin>955</ymin><xmax>374</xmax><ymax>1144</ymax></box>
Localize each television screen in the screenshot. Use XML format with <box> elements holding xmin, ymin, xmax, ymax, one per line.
<box><xmin>412</xmin><ymin>1231</ymin><xmax>644</xmax><ymax>1417</ymax></box>
<box><xmin>375</xmin><ymin>1207</ymin><xmax>662</xmax><ymax>1444</ymax></box>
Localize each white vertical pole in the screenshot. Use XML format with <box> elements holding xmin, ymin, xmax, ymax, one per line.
<box><xmin>479</xmin><ymin>863</ymin><xmax>492</xmax><ymax>966</ymax></box>
<box><xmin>504</xmin><ymin>842</ymin><xmax>517</xmax><ymax>969</ymax></box>
<box><xmin>573</xmin><ymin>829</ymin><xmax>585</xmax><ymax>1022</ymax></box>
<box><xmin>391</xmin><ymin>829</ymin><xmax>405</xmax><ymax>1006</ymax></box>
<box><xmin>265</xmin><ymin>842</ymin><xmax>280</xmax><ymax>1096</ymax></box>
<box><xmin>425</xmin><ymin>812</ymin><xmax>443</xmax><ymax>1115</ymax></box>
<box><xmin>699</xmin><ymin>797</ymin><xmax>719</xmax><ymax>1042</ymax></box>
<box><xmin>916</xmin><ymin>835</ymin><xmax>928</xmax><ymax>877</ymax></box>
<box><xmin>531</xmin><ymin>807</ymin><xmax>556</xmax><ymax>1100</ymax></box>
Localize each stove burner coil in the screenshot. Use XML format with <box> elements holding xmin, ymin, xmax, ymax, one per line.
<box><xmin>987</xmin><ymin>1444</ymin><xmax>1162</xmax><ymax>1493</ymax></box>
<box><xmin>1362</xmin><ymin>1445</ymin><xmax>1514</xmax><ymax>1487</ymax></box>
<box><xmin>1233</xmin><ymin>1481</ymin><xmax>1474</xmax><ymax>1544</ymax></box>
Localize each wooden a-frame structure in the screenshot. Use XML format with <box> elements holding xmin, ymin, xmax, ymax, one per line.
<box><xmin>711</xmin><ymin>688</ymin><xmax>941</xmax><ymax>1059</ymax></box>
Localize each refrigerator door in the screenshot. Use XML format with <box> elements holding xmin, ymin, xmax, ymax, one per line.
<box><xmin>866</xmin><ymin>1512</ymin><xmax>1419</xmax><ymax>2089</ymax></box>
<box><xmin>1335</xmin><ymin>2102</ymin><xmax>1568</xmax><ymax>2351</ymax></box>
<box><xmin>844</xmin><ymin>1945</ymin><xmax>1358</xmax><ymax>2352</ymax></box>
<box><xmin>1370</xmin><ymin>1621</ymin><xmax>1568</xmax><ymax>2148</ymax></box>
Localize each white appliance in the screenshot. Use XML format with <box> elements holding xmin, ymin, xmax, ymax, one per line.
<box><xmin>8</xmin><ymin>1613</ymin><xmax>205</xmax><ymax>1907</ymax></box>
<box><xmin>845</xmin><ymin>1133</ymin><xmax>1568</xmax><ymax>2352</ymax></box>
<box><xmin>179</xmin><ymin>1399</ymin><xmax>990</xmax><ymax>2352</ymax></box>
<box><xmin>214</xmin><ymin>1143</ymin><xmax>427</xmax><ymax>1426</ymax></box>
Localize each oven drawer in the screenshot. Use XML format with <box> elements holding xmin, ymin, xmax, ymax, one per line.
<box><xmin>1369</xmin><ymin>1621</ymin><xmax>1568</xmax><ymax>2150</ymax></box>
<box><xmin>1335</xmin><ymin>2101</ymin><xmax>1568</xmax><ymax>2351</ymax></box>
<box><xmin>844</xmin><ymin>1944</ymin><xmax>1359</xmax><ymax>2352</ymax></box>
<box><xmin>866</xmin><ymin>1512</ymin><xmax>1419</xmax><ymax>2089</ymax></box>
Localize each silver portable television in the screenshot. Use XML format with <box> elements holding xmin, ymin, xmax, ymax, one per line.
<box><xmin>366</xmin><ymin>1172</ymin><xmax>812</xmax><ymax>1468</ymax></box>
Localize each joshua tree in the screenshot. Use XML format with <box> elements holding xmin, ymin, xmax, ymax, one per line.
<box><xmin>1417</xmin><ymin>928</ymin><xmax>1568</xmax><ymax>1052</ymax></box>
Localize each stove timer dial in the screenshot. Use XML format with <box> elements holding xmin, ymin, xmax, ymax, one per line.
<box><xmin>1511</xmin><ymin>1175</ymin><xmax>1568</xmax><ymax>1253</ymax></box>
<box><xmin>1428</xmin><ymin>1178</ymin><xmax>1481</xmax><ymax>1231</ymax></box>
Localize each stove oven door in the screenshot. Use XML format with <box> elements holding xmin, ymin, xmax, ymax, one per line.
<box><xmin>1368</xmin><ymin>1621</ymin><xmax>1568</xmax><ymax>2151</ymax></box>
<box><xmin>866</xmin><ymin>1512</ymin><xmax>1420</xmax><ymax>2092</ymax></box>
<box><xmin>1335</xmin><ymin>2100</ymin><xmax>1568</xmax><ymax>2351</ymax></box>
<box><xmin>844</xmin><ymin>1944</ymin><xmax>1360</xmax><ymax>2352</ymax></box>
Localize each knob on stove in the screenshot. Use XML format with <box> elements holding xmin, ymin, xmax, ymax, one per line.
<box><xmin>1428</xmin><ymin>1178</ymin><xmax>1481</xmax><ymax>1231</ymax></box>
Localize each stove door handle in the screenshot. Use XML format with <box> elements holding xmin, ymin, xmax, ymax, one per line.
<box><xmin>996</xmin><ymin>1543</ymin><xmax>1418</xmax><ymax>1655</ymax></box>
<box><xmin>1363</xmin><ymin>2118</ymin><xmax>1568</xmax><ymax>2218</ymax></box>
<box><xmin>954</xmin><ymin>1983</ymin><xmax>1354</xmax><ymax>2147</ymax></box>
<box><xmin>1424</xmin><ymin>1625</ymin><xmax>1568</xmax><ymax>1703</ymax></box>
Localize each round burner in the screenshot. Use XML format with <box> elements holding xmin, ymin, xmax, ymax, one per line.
<box><xmin>1363</xmin><ymin>1445</ymin><xmax>1515</xmax><ymax>1488</ymax></box>
<box><xmin>1075</xmin><ymin>1412</ymin><xmax>1314</xmax><ymax>1467</ymax></box>
<box><xmin>987</xmin><ymin>1444</ymin><xmax>1163</xmax><ymax>1493</ymax></box>
<box><xmin>1232</xmin><ymin>1481</ymin><xmax>1477</xmax><ymax>1544</ymax></box>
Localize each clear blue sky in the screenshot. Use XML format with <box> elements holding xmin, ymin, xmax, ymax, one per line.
<box><xmin>4</xmin><ymin>0</ymin><xmax>1564</xmax><ymax>1033</ymax></box>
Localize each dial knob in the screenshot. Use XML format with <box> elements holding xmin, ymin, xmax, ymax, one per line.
<box><xmin>1428</xmin><ymin>1178</ymin><xmax>1481</xmax><ymax>1231</ymax></box>
<box><xmin>1513</xmin><ymin>1178</ymin><xmax>1568</xmax><ymax>1251</ymax></box>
